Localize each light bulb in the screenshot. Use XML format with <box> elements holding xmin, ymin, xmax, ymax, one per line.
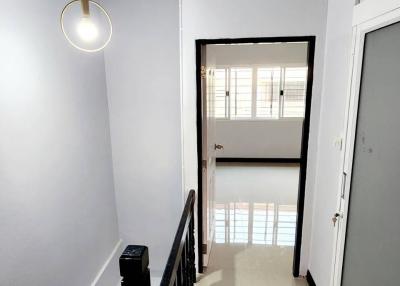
<box><xmin>61</xmin><ymin>0</ymin><xmax>112</xmax><ymax>52</ymax></box>
<box><xmin>77</xmin><ymin>17</ymin><xmax>98</xmax><ymax>42</ymax></box>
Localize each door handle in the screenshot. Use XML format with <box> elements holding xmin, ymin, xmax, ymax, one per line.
<box><xmin>332</xmin><ymin>212</ymin><xmax>343</xmax><ymax>227</ymax></box>
<box><xmin>215</xmin><ymin>144</ymin><xmax>224</xmax><ymax>150</ymax></box>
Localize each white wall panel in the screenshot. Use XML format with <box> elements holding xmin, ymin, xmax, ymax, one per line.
<box><xmin>181</xmin><ymin>0</ymin><xmax>328</xmax><ymax>274</ymax></box>
<box><xmin>103</xmin><ymin>0</ymin><xmax>183</xmax><ymax>276</ymax></box>
<box><xmin>308</xmin><ymin>0</ymin><xmax>354</xmax><ymax>284</ymax></box>
<box><xmin>0</xmin><ymin>0</ymin><xmax>120</xmax><ymax>285</ymax></box>
<box><xmin>216</xmin><ymin>120</ymin><xmax>303</xmax><ymax>158</ymax></box>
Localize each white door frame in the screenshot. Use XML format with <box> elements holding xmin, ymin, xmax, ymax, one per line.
<box><xmin>331</xmin><ymin>1</ymin><xmax>400</xmax><ymax>285</ymax></box>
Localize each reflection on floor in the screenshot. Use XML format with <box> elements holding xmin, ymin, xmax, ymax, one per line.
<box><xmin>215</xmin><ymin>202</ymin><xmax>296</xmax><ymax>246</ymax></box>
<box><xmin>196</xmin><ymin>163</ymin><xmax>307</xmax><ymax>286</ymax></box>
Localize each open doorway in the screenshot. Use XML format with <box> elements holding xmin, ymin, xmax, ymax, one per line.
<box><xmin>196</xmin><ymin>37</ymin><xmax>315</xmax><ymax>280</ymax></box>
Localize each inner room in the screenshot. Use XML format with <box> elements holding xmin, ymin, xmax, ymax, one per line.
<box><xmin>196</xmin><ymin>40</ymin><xmax>312</xmax><ymax>286</ymax></box>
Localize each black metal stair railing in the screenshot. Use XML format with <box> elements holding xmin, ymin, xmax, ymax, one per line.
<box><xmin>118</xmin><ymin>190</ymin><xmax>196</xmax><ymax>286</ymax></box>
<box><xmin>160</xmin><ymin>190</ymin><xmax>196</xmax><ymax>286</ymax></box>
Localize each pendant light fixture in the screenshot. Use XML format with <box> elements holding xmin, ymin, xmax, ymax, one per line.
<box><xmin>61</xmin><ymin>0</ymin><xmax>112</xmax><ymax>52</ymax></box>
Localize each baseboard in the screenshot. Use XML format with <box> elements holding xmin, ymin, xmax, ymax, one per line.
<box><xmin>306</xmin><ymin>270</ymin><xmax>316</xmax><ymax>286</ymax></box>
<box><xmin>216</xmin><ymin>157</ymin><xmax>301</xmax><ymax>163</ymax></box>
<box><xmin>91</xmin><ymin>239</ymin><xmax>123</xmax><ymax>286</ymax></box>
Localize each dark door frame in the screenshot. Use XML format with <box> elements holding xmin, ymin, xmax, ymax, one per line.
<box><xmin>195</xmin><ymin>36</ymin><xmax>316</xmax><ymax>276</ymax></box>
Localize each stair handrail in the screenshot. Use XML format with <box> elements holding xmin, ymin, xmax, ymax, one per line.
<box><xmin>160</xmin><ymin>190</ymin><xmax>196</xmax><ymax>286</ymax></box>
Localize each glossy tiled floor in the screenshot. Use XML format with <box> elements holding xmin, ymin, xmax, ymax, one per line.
<box><xmin>196</xmin><ymin>163</ymin><xmax>308</xmax><ymax>286</ymax></box>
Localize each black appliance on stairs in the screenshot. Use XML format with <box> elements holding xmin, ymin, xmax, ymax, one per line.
<box><xmin>119</xmin><ymin>245</ymin><xmax>151</xmax><ymax>286</ymax></box>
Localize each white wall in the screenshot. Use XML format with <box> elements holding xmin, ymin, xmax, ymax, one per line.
<box><xmin>308</xmin><ymin>0</ymin><xmax>354</xmax><ymax>284</ymax></box>
<box><xmin>181</xmin><ymin>0</ymin><xmax>328</xmax><ymax>274</ymax></box>
<box><xmin>216</xmin><ymin>120</ymin><xmax>303</xmax><ymax>158</ymax></box>
<box><xmin>103</xmin><ymin>0</ymin><xmax>183</xmax><ymax>276</ymax></box>
<box><xmin>0</xmin><ymin>0</ymin><xmax>120</xmax><ymax>285</ymax></box>
<box><xmin>207</xmin><ymin>42</ymin><xmax>309</xmax><ymax>66</ymax></box>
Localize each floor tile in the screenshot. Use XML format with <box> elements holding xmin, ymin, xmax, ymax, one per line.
<box><xmin>196</xmin><ymin>163</ymin><xmax>307</xmax><ymax>286</ymax></box>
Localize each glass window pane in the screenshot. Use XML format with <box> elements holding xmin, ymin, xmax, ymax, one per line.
<box><xmin>230</xmin><ymin>68</ymin><xmax>252</xmax><ymax>119</ymax></box>
<box><xmin>282</xmin><ymin>67</ymin><xmax>307</xmax><ymax>118</ymax></box>
<box><xmin>256</xmin><ymin>67</ymin><xmax>280</xmax><ymax>118</ymax></box>
<box><xmin>214</xmin><ymin>69</ymin><xmax>227</xmax><ymax>118</ymax></box>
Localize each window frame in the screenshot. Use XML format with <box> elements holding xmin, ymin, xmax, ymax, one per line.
<box><xmin>214</xmin><ymin>64</ymin><xmax>308</xmax><ymax>121</ymax></box>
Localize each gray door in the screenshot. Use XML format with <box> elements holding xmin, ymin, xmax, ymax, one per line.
<box><xmin>342</xmin><ymin>22</ymin><xmax>400</xmax><ymax>286</ymax></box>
